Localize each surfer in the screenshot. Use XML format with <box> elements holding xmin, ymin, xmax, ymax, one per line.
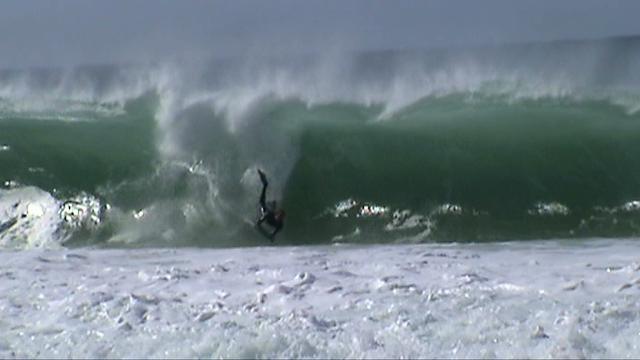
<box><xmin>256</xmin><ymin>169</ymin><xmax>285</xmax><ymax>241</ymax></box>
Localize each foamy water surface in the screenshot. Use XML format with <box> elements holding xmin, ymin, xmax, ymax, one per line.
<box><xmin>1</xmin><ymin>239</ymin><xmax>640</xmax><ymax>358</ymax></box>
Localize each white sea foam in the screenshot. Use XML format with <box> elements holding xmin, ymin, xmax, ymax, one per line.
<box><xmin>1</xmin><ymin>239</ymin><xmax>640</xmax><ymax>358</ymax></box>
<box><xmin>0</xmin><ymin>187</ymin><xmax>63</xmax><ymax>249</ymax></box>
<box><xmin>0</xmin><ymin>187</ymin><xmax>115</xmax><ymax>249</ymax></box>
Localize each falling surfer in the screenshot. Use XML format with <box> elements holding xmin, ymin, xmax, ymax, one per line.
<box><xmin>256</xmin><ymin>169</ymin><xmax>285</xmax><ymax>241</ymax></box>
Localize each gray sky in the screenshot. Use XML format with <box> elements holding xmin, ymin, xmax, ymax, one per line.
<box><xmin>2</xmin><ymin>0</ymin><xmax>640</xmax><ymax>68</ymax></box>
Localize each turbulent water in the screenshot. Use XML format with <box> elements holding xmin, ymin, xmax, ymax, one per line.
<box><xmin>2</xmin><ymin>36</ymin><xmax>640</xmax><ymax>249</ymax></box>
<box><xmin>4</xmin><ymin>240</ymin><xmax>640</xmax><ymax>358</ymax></box>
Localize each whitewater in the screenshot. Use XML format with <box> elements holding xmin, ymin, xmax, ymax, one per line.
<box><xmin>3</xmin><ymin>240</ymin><xmax>640</xmax><ymax>358</ymax></box>
<box><xmin>2</xmin><ymin>36</ymin><xmax>640</xmax><ymax>357</ymax></box>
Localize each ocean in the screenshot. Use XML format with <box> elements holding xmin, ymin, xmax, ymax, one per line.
<box><xmin>2</xmin><ymin>36</ymin><xmax>640</xmax><ymax>358</ymax></box>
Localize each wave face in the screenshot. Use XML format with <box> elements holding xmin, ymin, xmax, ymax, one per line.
<box><xmin>2</xmin><ymin>36</ymin><xmax>640</xmax><ymax>249</ymax></box>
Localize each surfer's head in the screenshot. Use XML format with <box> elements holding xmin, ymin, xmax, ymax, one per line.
<box><xmin>275</xmin><ymin>209</ymin><xmax>286</xmax><ymax>221</ymax></box>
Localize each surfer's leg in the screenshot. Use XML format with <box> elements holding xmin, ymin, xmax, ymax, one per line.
<box><xmin>258</xmin><ymin>169</ymin><xmax>268</xmax><ymax>186</ymax></box>
<box><xmin>257</xmin><ymin>169</ymin><xmax>269</xmax><ymax>210</ymax></box>
<box><xmin>259</xmin><ymin>182</ymin><xmax>268</xmax><ymax>210</ymax></box>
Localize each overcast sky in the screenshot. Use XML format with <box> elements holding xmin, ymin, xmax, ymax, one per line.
<box><xmin>1</xmin><ymin>0</ymin><xmax>640</xmax><ymax>68</ymax></box>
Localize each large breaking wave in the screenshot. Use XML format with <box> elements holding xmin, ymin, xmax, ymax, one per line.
<box><xmin>2</xmin><ymin>36</ymin><xmax>640</xmax><ymax>249</ymax></box>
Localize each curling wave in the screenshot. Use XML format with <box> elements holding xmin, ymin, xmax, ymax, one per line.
<box><xmin>2</xmin><ymin>36</ymin><xmax>640</xmax><ymax>248</ymax></box>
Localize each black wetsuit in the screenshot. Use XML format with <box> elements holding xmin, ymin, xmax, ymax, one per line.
<box><xmin>257</xmin><ymin>171</ymin><xmax>283</xmax><ymax>239</ymax></box>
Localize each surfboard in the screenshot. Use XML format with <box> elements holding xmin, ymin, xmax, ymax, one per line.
<box><xmin>242</xmin><ymin>213</ymin><xmax>274</xmax><ymax>242</ymax></box>
<box><xmin>0</xmin><ymin>217</ymin><xmax>17</xmax><ymax>233</ymax></box>
<box><xmin>255</xmin><ymin>224</ymin><xmax>275</xmax><ymax>241</ymax></box>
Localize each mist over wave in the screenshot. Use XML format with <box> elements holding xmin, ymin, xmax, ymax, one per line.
<box><xmin>2</xmin><ymin>36</ymin><xmax>640</xmax><ymax>249</ymax></box>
